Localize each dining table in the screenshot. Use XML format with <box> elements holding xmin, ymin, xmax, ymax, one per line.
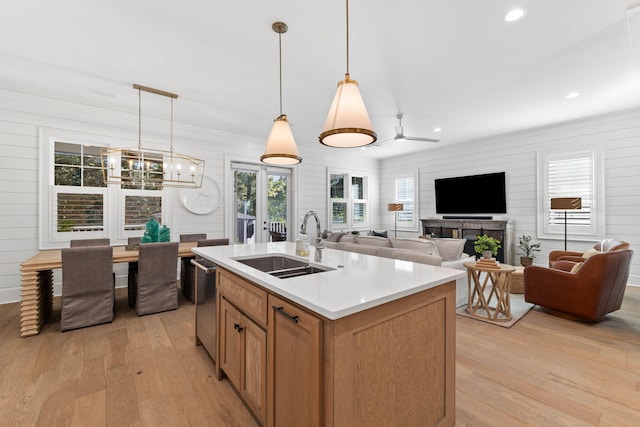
<box><xmin>19</xmin><ymin>241</ymin><xmax>197</xmax><ymax>337</ymax></box>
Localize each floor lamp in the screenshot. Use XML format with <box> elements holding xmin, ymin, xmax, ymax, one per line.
<box><xmin>550</xmin><ymin>197</ymin><xmax>582</xmax><ymax>250</ymax></box>
<box><xmin>388</xmin><ymin>203</ymin><xmax>404</xmax><ymax>238</ymax></box>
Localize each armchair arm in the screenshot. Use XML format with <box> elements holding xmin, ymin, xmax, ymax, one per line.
<box><xmin>548</xmin><ymin>250</ymin><xmax>583</xmax><ymax>267</ymax></box>
<box><xmin>556</xmin><ymin>255</ymin><xmax>587</xmax><ymax>264</ymax></box>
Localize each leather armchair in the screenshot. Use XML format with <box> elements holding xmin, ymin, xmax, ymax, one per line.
<box><xmin>524</xmin><ymin>249</ymin><xmax>633</xmax><ymax>322</ymax></box>
<box><xmin>549</xmin><ymin>239</ymin><xmax>630</xmax><ymax>268</ymax></box>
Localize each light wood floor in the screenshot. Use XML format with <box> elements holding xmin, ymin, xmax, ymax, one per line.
<box><xmin>1</xmin><ymin>286</ymin><xmax>639</xmax><ymax>426</ymax></box>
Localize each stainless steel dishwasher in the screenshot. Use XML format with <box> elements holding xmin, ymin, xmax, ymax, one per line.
<box><xmin>191</xmin><ymin>257</ymin><xmax>217</xmax><ymax>361</ymax></box>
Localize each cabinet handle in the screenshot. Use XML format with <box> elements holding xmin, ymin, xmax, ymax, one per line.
<box><xmin>234</xmin><ymin>323</ymin><xmax>244</xmax><ymax>333</ymax></box>
<box><xmin>272</xmin><ymin>306</ymin><xmax>299</xmax><ymax>324</ymax></box>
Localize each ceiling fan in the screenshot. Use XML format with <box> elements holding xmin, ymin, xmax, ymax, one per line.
<box><xmin>380</xmin><ymin>113</ymin><xmax>440</xmax><ymax>144</ymax></box>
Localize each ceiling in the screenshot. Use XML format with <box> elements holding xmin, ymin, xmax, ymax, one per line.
<box><xmin>2</xmin><ymin>0</ymin><xmax>640</xmax><ymax>159</ymax></box>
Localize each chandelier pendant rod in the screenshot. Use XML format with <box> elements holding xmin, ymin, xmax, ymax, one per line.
<box><xmin>346</xmin><ymin>0</ymin><xmax>350</xmax><ymax>75</ymax></box>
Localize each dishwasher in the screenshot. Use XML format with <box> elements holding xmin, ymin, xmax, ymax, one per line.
<box><xmin>191</xmin><ymin>257</ymin><xmax>218</xmax><ymax>361</ymax></box>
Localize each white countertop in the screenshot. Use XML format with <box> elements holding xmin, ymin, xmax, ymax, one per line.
<box><xmin>193</xmin><ymin>242</ymin><xmax>464</xmax><ymax>320</ymax></box>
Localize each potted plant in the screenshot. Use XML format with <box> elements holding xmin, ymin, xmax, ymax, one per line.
<box><xmin>473</xmin><ymin>234</ymin><xmax>501</xmax><ymax>259</ymax></box>
<box><xmin>517</xmin><ymin>235</ymin><xmax>541</xmax><ymax>267</ymax></box>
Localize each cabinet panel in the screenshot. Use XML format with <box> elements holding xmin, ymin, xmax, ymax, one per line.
<box><xmin>220</xmin><ymin>298</ymin><xmax>242</xmax><ymax>390</ymax></box>
<box><xmin>268</xmin><ymin>295</ymin><xmax>323</xmax><ymax>427</ymax></box>
<box><xmin>242</xmin><ymin>318</ymin><xmax>267</xmax><ymax>424</ymax></box>
<box><xmin>218</xmin><ymin>268</ymin><xmax>268</xmax><ymax>326</ymax></box>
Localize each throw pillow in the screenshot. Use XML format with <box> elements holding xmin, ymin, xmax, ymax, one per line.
<box><xmin>582</xmin><ymin>248</ymin><xmax>601</xmax><ymax>259</ymax></box>
<box><xmin>429</xmin><ymin>238</ymin><xmax>466</xmax><ymax>261</ymax></box>
<box><xmin>390</xmin><ymin>238</ymin><xmax>439</xmax><ymax>256</ymax></box>
<box><xmin>326</xmin><ymin>232</ymin><xmax>346</xmax><ymax>242</ymax></box>
<box><xmin>570</xmin><ymin>262</ymin><xmax>583</xmax><ymax>273</ymax></box>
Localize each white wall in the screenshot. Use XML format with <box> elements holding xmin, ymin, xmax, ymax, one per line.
<box><xmin>0</xmin><ymin>88</ymin><xmax>379</xmax><ymax>304</ymax></box>
<box><xmin>379</xmin><ymin>108</ymin><xmax>640</xmax><ymax>285</ymax></box>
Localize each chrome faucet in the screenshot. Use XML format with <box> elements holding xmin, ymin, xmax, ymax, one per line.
<box><xmin>301</xmin><ymin>210</ymin><xmax>323</xmax><ymax>261</ymax></box>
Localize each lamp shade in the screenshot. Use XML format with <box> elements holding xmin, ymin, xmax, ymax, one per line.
<box><xmin>550</xmin><ymin>197</ymin><xmax>582</xmax><ymax>210</ymax></box>
<box><xmin>261</xmin><ymin>115</ymin><xmax>302</xmax><ymax>165</ymax></box>
<box><xmin>319</xmin><ymin>75</ymin><xmax>377</xmax><ymax>148</ymax></box>
<box><xmin>388</xmin><ymin>203</ymin><xmax>404</xmax><ymax>212</ymax></box>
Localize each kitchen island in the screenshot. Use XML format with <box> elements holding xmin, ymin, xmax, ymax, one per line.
<box><xmin>193</xmin><ymin>242</ymin><xmax>463</xmax><ymax>427</ymax></box>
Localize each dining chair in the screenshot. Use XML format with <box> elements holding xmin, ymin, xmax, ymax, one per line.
<box><xmin>70</xmin><ymin>238</ymin><xmax>111</xmax><ymax>247</ymax></box>
<box><xmin>182</xmin><ymin>238</ymin><xmax>229</xmax><ymax>303</ymax></box>
<box><xmin>179</xmin><ymin>233</ymin><xmax>207</xmax><ymax>289</ymax></box>
<box><xmin>131</xmin><ymin>241</ymin><xmax>179</xmax><ymax>316</ymax></box>
<box><xmin>127</xmin><ymin>237</ymin><xmax>142</xmax><ymax>307</ymax></box>
<box><xmin>61</xmin><ymin>245</ymin><xmax>115</xmax><ymax>331</ymax></box>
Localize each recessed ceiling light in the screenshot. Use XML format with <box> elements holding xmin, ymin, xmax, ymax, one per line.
<box><xmin>433</xmin><ymin>127</ymin><xmax>442</xmax><ymax>133</ymax></box>
<box><xmin>504</xmin><ymin>8</ymin><xmax>527</xmax><ymax>22</ymax></box>
<box><xmin>566</xmin><ymin>92</ymin><xmax>580</xmax><ymax>99</ymax></box>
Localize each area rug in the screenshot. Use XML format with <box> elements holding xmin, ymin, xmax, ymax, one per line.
<box><xmin>456</xmin><ymin>293</ymin><xmax>534</xmax><ymax>328</ymax></box>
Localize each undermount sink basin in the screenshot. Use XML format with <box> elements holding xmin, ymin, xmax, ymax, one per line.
<box><xmin>234</xmin><ymin>255</ymin><xmax>334</xmax><ymax>279</ymax></box>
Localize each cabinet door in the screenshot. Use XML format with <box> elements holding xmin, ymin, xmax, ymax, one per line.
<box><xmin>220</xmin><ymin>298</ymin><xmax>242</xmax><ymax>389</ymax></box>
<box><xmin>242</xmin><ymin>317</ymin><xmax>267</xmax><ymax>425</ymax></box>
<box><xmin>267</xmin><ymin>295</ymin><xmax>322</xmax><ymax>427</ymax></box>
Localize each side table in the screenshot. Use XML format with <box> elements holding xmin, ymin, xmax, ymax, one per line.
<box><xmin>464</xmin><ymin>261</ymin><xmax>516</xmax><ymax>322</ymax></box>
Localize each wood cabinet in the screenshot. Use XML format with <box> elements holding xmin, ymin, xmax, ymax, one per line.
<box><xmin>218</xmin><ymin>271</ymin><xmax>267</xmax><ymax>425</ymax></box>
<box><xmin>216</xmin><ymin>266</ymin><xmax>456</xmax><ymax>427</ymax></box>
<box><xmin>267</xmin><ymin>295</ymin><xmax>322</xmax><ymax>427</ymax></box>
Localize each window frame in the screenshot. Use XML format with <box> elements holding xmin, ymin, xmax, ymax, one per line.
<box><xmin>39</xmin><ymin>128</ymin><xmax>167</xmax><ymax>249</ymax></box>
<box><xmin>394</xmin><ymin>171</ymin><xmax>420</xmax><ymax>232</ymax></box>
<box><xmin>536</xmin><ymin>149</ymin><xmax>605</xmax><ymax>242</ymax></box>
<box><xmin>327</xmin><ymin>168</ymin><xmax>370</xmax><ymax>231</ymax></box>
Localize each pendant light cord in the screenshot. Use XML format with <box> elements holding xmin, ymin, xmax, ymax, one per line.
<box><xmin>278</xmin><ymin>30</ymin><xmax>283</xmax><ymax>117</ymax></box>
<box><xmin>346</xmin><ymin>0</ymin><xmax>350</xmax><ymax>75</ymax></box>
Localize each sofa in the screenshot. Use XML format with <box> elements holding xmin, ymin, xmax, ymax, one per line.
<box><xmin>323</xmin><ymin>233</ymin><xmax>474</xmax><ymax>307</ymax></box>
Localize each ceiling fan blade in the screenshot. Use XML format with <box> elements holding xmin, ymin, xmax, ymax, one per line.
<box><xmin>404</xmin><ymin>136</ymin><xmax>440</xmax><ymax>143</ymax></box>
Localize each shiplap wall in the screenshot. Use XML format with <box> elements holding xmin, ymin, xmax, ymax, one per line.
<box><xmin>379</xmin><ymin>108</ymin><xmax>640</xmax><ymax>286</ymax></box>
<box><xmin>0</xmin><ymin>88</ymin><xmax>379</xmax><ymax>304</ymax></box>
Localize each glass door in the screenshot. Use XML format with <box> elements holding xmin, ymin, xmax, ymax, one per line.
<box><xmin>231</xmin><ymin>163</ymin><xmax>292</xmax><ymax>244</ymax></box>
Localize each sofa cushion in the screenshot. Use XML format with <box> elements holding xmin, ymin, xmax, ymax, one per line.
<box><xmin>356</xmin><ymin>236</ymin><xmax>392</xmax><ymax>247</ymax></box>
<box><xmin>340</xmin><ymin>234</ymin><xmax>357</xmax><ymax>243</ymax></box>
<box><xmin>429</xmin><ymin>238</ymin><xmax>466</xmax><ymax>261</ymax></box>
<box><xmin>341</xmin><ymin>243</ymin><xmax>381</xmax><ymax>256</ymax></box>
<box><xmin>390</xmin><ymin>238</ymin><xmax>439</xmax><ymax>256</ymax></box>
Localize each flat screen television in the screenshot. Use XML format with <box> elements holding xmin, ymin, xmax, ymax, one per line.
<box><xmin>435</xmin><ymin>172</ymin><xmax>507</xmax><ymax>214</ymax></box>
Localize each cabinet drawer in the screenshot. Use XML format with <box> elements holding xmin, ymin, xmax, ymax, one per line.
<box><xmin>218</xmin><ymin>268</ymin><xmax>268</xmax><ymax>326</ymax></box>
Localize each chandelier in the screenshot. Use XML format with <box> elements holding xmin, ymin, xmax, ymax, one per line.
<box><xmin>100</xmin><ymin>84</ymin><xmax>205</xmax><ymax>189</ymax></box>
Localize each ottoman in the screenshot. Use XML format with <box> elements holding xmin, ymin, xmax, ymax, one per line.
<box><xmin>509</xmin><ymin>266</ymin><xmax>525</xmax><ymax>293</ymax></box>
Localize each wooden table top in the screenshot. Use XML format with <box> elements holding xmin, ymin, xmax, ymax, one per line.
<box><xmin>464</xmin><ymin>261</ymin><xmax>516</xmax><ymax>273</ymax></box>
<box><xmin>20</xmin><ymin>241</ymin><xmax>197</xmax><ymax>272</ymax></box>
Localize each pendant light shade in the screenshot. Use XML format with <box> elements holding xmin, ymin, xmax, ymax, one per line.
<box><xmin>320</xmin><ymin>74</ymin><xmax>376</xmax><ymax>147</ymax></box>
<box><xmin>261</xmin><ymin>21</ymin><xmax>301</xmax><ymax>165</ymax></box>
<box><xmin>261</xmin><ymin>114</ymin><xmax>301</xmax><ymax>165</ymax></box>
<box><xmin>319</xmin><ymin>0</ymin><xmax>376</xmax><ymax>148</ymax></box>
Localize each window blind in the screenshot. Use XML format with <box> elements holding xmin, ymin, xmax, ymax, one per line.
<box><xmin>548</xmin><ymin>156</ymin><xmax>591</xmax><ymax>226</ymax></box>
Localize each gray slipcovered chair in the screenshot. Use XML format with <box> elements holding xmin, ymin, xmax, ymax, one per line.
<box><xmin>61</xmin><ymin>245</ymin><xmax>115</xmax><ymax>331</ymax></box>
<box><xmin>182</xmin><ymin>238</ymin><xmax>229</xmax><ymax>303</ymax></box>
<box><xmin>130</xmin><ymin>241</ymin><xmax>179</xmax><ymax>316</ymax></box>
<box><xmin>70</xmin><ymin>238</ymin><xmax>111</xmax><ymax>247</ymax></box>
<box><xmin>127</xmin><ymin>237</ymin><xmax>142</xmax><ymax>307</ymax></box>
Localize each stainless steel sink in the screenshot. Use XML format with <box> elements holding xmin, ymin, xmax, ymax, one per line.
<box><xmin>235</xmin><ymin>255</ymin><xmax>333</xmax><ymax>279</ymax></box>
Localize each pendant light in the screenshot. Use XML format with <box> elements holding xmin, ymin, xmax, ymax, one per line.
<box><xmin>261</xmin><ymin>22</ymin><xmax>302</xmax><ymax>165</ymax></box>
<box><xmin>319</xmin><ymin>0</ymin><xmax>377</xmax><ymax>148</ymax></box>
